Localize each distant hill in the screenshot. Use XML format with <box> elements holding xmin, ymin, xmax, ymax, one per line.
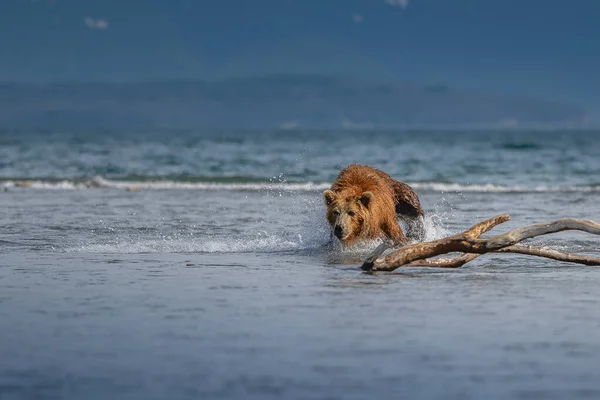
<box><xmin>0</xmin><ymin>75</ymin><xmax>587</xmax><ymax>130</ymax></box>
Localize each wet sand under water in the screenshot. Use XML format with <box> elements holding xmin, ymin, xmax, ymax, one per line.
<box><xmin>2</xmin><ymin>188</ymin><xmax>600</xmax><ymax>399</ymax></box>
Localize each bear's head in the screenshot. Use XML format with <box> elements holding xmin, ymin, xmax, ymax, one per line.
<box><xmin>323</xmin><ymin>189</ymin><xmax>373</xmax><ymax>246</ymax></box>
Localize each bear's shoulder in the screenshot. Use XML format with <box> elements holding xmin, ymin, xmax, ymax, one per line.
<box><xmin>331</xmin><ymin>164</ymin><xmax>395</xmax><ymax>197</ymax></box>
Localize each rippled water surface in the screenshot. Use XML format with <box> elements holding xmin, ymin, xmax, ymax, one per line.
<box><xmin>2</xmin><ymin>130</ymin><xmax>600</xmax><ymax>399</ymax></box>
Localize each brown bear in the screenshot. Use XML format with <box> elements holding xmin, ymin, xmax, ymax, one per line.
<box><xmin>323</xmin><ymin>164</ymin><xmax>425</xmax><ymax>246</ymax></box>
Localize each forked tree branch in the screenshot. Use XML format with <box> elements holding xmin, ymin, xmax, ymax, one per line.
<box><xmin>362</xmin><ymin>215</ymin><xmax>600</xmax><ymax>272</ymax></box>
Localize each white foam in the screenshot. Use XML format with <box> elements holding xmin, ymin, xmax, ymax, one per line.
<box><xmin>3</xmin><ymin>177</ymin><xmax>599</xmax><ymax>193</ymax></box>
<box><xmin>0</xmin><ymin>177</ymin><xmax>331</xmax><ymax>191</ymax></box>
<box><xmin>410</xmin><ymin>182</ymin><xmax>600</xmax><ymax>193</ymax></box>
<box><xmin>1</xmin><ymin>179</ymin><xmax>91</xmax><ymax>190</ymax></box>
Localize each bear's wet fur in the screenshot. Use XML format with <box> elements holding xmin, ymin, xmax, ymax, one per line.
<box><xmin>323</xmin><ymin>164</ymin><xmax>425</xmax><ymax>246</ymax></box>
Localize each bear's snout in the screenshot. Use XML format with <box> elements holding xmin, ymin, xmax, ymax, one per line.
<box><xmin>333</xmin><ymin>225</ymin><xmax>344</xmax><ymax>239</ymax></box>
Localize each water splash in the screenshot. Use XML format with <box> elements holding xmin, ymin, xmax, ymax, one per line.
<box><xmin>64</xmin><ymin>210</ymin><xmax>450</xmax><ymax>256</ymax></box>
<box><xmin>69</xmin><ymin>234</ymin><xmax>308</xmax><ymax>254</ymax></box>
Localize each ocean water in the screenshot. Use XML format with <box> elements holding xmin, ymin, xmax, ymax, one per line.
<box><xmin>2</xmin><ymin>129</ymin><xmax>600</xmax><ymax>400</ymax></box>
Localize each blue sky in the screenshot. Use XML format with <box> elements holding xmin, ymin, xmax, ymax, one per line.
<box><xmin>1</xmin><ymin>0</ymin><xmax>599</xmax><ymax>116</ymax></box>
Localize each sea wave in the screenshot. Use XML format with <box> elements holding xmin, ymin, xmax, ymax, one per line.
<box><xmin>2</xmin><ymin>177</ymin><xmax>600</xmax><ymax>193</ymax></box>
<box><xmin>410</xmin><ymin>182</ymin><xmax>600</xmax><ymax>193</ymax></box>
<box><xmin>0</xmin><ymin>176</ymin><xmax>331</xmax><ymax>192</ymax></box>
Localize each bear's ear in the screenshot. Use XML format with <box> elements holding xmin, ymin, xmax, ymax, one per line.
<box><xmin>323</xmin><ymin>190</ymin><xmax>336</xmax><ymax>206</ymax></box>
<box><xmin>358</xmin><ymin>191</ymin><xmax>373</xmax><ymax>209</ymax></box>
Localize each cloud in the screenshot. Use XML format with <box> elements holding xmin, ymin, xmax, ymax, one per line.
<box><xmin>385</xmin><ymin>0</ymin><xmax>409</xmax><ymax>8</ymax></box>
<box><xmin>84</xmin><ymin>17</ymin><xmax>109</xmax><ymax>30</ymax></box>
<box><xmin>353</xmin><ymin>14</ymin><xmax>364</xmax><ymax>23</ymax></box>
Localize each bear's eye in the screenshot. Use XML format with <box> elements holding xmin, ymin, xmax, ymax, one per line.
<box><xmin>347</xmin><ymin>211</ymin><xmax>356</xmax><ymax>217</ymax></box>
<box><xmin>333</xmin><ymin>210</ymin><xmax>340</xmax><ymax>216</ymax></box>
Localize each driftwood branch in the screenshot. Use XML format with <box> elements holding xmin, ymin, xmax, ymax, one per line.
<box><xmin>362</xmin><ymin>215</ymin><xmax>600</xmax><ymax>272</ymax></box>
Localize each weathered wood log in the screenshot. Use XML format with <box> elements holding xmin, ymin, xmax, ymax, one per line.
<box><xmin>362</xmin><ymin>215</ymin><xmax>600</xmax><ymax>272</ymax></box>
<box><xmin>496</xmin><ymin>244</ymin><xmax>600</xmax><ymax>266</ymax></box>
<box><xmin>393</xmin><ymin>244</ymin><xmax>600</xmax><ymax>269</ymax></box>
<box><xmin>403</xmin><ymin>253</ymin><xmax>479</xmax><ymax>268</ymax></box>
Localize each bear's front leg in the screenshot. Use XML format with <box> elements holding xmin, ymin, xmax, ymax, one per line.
<box><xmin>382</xmin><ymin>221</ymin><xmax>408</xmax><ymax>247</ymax></box>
